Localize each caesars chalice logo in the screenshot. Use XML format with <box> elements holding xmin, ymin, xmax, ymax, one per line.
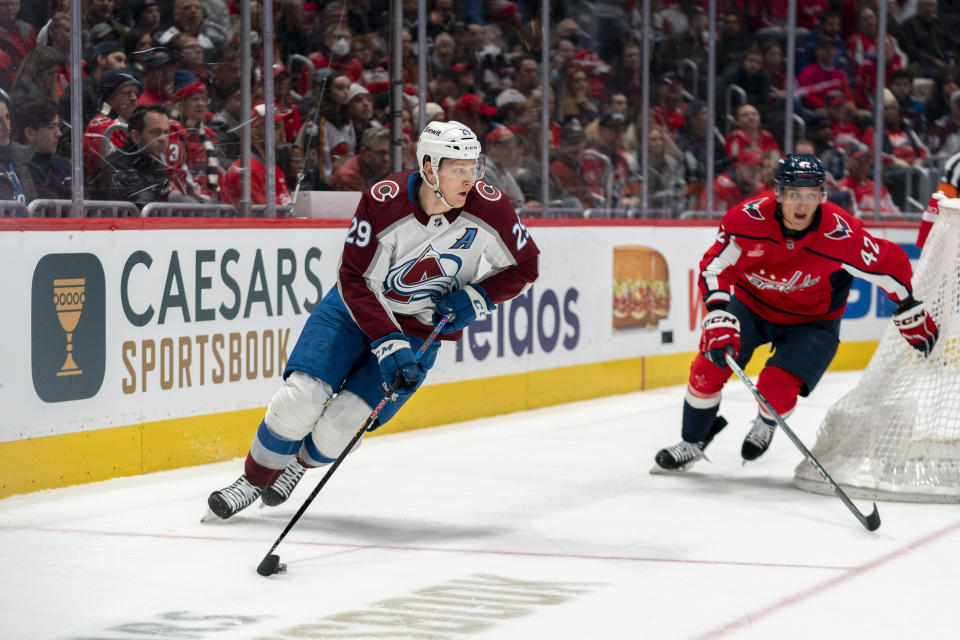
<box><xmin>53</xmin><ymin>277</ymin><xmax>85</xmax><ymax>376</ymax></box>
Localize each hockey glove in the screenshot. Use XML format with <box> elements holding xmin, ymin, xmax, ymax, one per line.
<box><xmin>434</xmin><ymin>283</ymin><xmax>495</xmax><ymax>332</ymax></box>
<box><xmin>371</xmin><ymin>333</ymin><xmax>424</xmax><ymax>393</ymax></box>
<box><xmin>700</xmin><ymin>309</ymin><xmax>741</xmax><ymax>368</ymax></box>
<box><xmin>893</xmin><ymin>299</ymin><xmax>939</xmax><ymax>357</ymax></box>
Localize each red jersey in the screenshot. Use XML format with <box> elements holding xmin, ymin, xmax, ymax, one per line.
<box><xmin>699</xmin><ymin>191</ymin><xmax>915</xmax><ymax>324</ymax></box>
<box><xmin>337</xmin><ymin>170</ymin><xmax>540</xmax><ymax>342</ymax></box>
<box><xmin>221</xmin><ymin>154</ymin><xmax>292</xmax><ymax>207</ymax></box>
<box><xmin>725</xmin><ymin>129</ymin><xmax>782</xmax><ymax>161</ymax></box>
<box><xmin>168</xmin><ymin>119</ymin><xmax>220</xmax><ymax>201</ymax></box>
<box><xmin>83</xmin><ymin>113</ymin><xmax>127</xmax><ymax>176</ymax></box>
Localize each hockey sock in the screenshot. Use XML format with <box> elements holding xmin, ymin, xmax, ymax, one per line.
<box><xmin>682</xmin><ymin>394</ymin><xmax>721</xmax><ymax>442</ymax></box>
<box><xmin>756</xmin><ymin>366</ymin><xmax>801</xmax><ymax>416</ymax></box>
<box><xmin>245</xmin><ymin>420</ymin><xmax>303</xmax><ymax>487</ymax></box>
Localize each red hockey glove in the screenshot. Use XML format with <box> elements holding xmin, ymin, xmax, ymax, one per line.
<box><xmin>917</xmin><ymin>191</ymin><xmax>945</xmax><ymax>249</ymax></box>
<box><xmin>893</xmin><ymin>299</ymin><xmax>939</xmax><ymax>357</ymax></box>
<box><xmin>700</xmin><ymin>309</ymin><xmax>741</xmax><ymax>368</ymax></box>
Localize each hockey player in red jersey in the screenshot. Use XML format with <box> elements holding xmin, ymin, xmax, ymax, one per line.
<box><xmin>653</xmin><ymin>154</ymin><xmax>939</xmax><ymax>472</ymax></box>
<box><xmin>207</xmin><ymin>121</ymin><xmax>540</xmax><ymax>519</ymax></box>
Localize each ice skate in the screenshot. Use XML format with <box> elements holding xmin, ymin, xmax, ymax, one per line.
<box><xmin>651</xmin><ymin>416</ymin><xmax>727</xmax><ymax>473</ymax></box>
<box><xmin>261</xmin><ymin>458</ymin><xmax>307</xmax><ymax>507</ymax></box>
<box><xmin>206</xmin><ymin>476</ymin><xmax>262</xmax><ymax>520</ymax></box>
<box><xmin>741</xmin><ymin>415</ymin><xmax>776</xmax><ymax>461</ymax></box>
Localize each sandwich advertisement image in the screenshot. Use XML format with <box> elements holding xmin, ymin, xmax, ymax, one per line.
<box><xmin>612</xmin><ymin>245</ymin><xmax>670</xmax><ymax>330</ymax></box>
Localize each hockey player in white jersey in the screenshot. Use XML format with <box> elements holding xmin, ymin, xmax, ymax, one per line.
<box><xmin>207</xmin><ymin>121</ymin><xmax>540</xmax><ymax>519</ymax></box>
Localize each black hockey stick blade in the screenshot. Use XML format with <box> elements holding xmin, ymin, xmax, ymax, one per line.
<box><xmin>257</xmin><ymin>553</ymin><xmax>286</xmax><ymax>576</ymax></box>
<box><xmin>862</xmin><ymin>503</ymin><xmax>881</xmax><ymax>531</ymax></box>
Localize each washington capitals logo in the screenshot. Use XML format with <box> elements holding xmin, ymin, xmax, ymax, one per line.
<box><xmin>742</xmin><ymin>197</ymin><xmax>767</xmax><ymax>220</ymax></box>
<box><xmin>825</xmin><ymin>213</ymin><xmax>852</xmax><ymax>240</ymax></box>
<box><xmin>383</xmin><ymin>245</ymin><xmax>462</xmax><ymax>303</ymax></box>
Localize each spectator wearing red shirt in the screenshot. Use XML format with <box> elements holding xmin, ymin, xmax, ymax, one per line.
<box><xmin>653</xmin><ymin>72</ymin><xmax>686</xmax><ymax>135</ymax></box>
<box><xmin>138</xmin><ymin>49</ymin><xmax>175</xmax><ymax>106</ymax></box>
<box><xmin>796</xmin><ymin>39</ymin><xmax>854</xmax><ymax>110</ymax></box>
<box><xmin>168</xmin><ymin>70</ymin><xmax>220</xmax><ymax>201</ymax></box>
<box><xmin>837</xmin><ymin>144</ymin><xmax>896</xmax><ymax>217</ymax></box>
<box><xmin>328</xmin><ymin>126</ymin><xmax>391</xmax><ymax>192</ymax></box>
<box><xmin>82</xmin><ymin>69</ymin><xmax>141</xmax><ymax>176</ymax></box>
<box><xmin>699</xmin><ymin>149</ymin><xmax>766</xmax><ymax>211</ymax></box>
<box><xmin>0</xmin><ymin>0</ymin><xmax>37</xmax><ymax>88</ymax></box>
<box><xmin>221</xmin><ymin>102</ymin><xmax>292</xmax><ymax>209</ymax></box>
<box><xmin>725</xmin><ymin>103</ymin><xmax>782</xmax><ymax>163</ymax></box>
<box><xmin>847</xmin><ymin>6</ymin><xmax>908</xmax><ymax>110</ymax></box>
<box><xmin>824</xmin><ymin>91</ymin><xmax>861</xmax><ymax>148</ymax></box>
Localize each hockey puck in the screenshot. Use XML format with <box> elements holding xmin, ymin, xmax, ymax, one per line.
<box><xmin>257</xmin><ymin>554</ymin><xmax>285</xmax><ymax>576</ymax></box>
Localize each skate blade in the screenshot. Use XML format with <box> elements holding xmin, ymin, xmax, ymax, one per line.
<box><xmin>200</xmin><ymin>507</ymin><xmax>221</xmax><ymax>523</ymax></box>
<box><xmin>649</xmin><ymin>463</ymin><xmax>691</xmax><ymax>475</ymax></box>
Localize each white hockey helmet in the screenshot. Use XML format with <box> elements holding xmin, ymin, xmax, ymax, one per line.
<box><xmin>417</xmin><ymin>120</ymin><xmax>485</xmax><ymax>181</ymax></box>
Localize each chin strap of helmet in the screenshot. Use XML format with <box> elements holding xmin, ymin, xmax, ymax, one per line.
<box><xmin>422</xmin><ymin>158</ymin><xmax>456</xmax><ymax>210</ymax></box>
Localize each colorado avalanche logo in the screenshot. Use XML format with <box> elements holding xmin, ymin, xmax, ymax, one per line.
<box><xmin>475</xmin><ymin>180</ymin><xmax>502</xmax><ymax>201</ymax></box>
<box><xmin>370</xmin><ymin>179</ymin><xmax>400</xmax><ymax>202</ymax></box>
<box><xmin>742</xmin><ymin>197</ymin><xmax>766</xmax><ymax>220</ymax></box>
<box><xmin>825</xmin><ymin>213</ymin><xmax>852</xmax><ymax>240</ymax></box>
<box><xmin>383</xmin><ymin>245</ymin><xmax>462</xmax><ymax>304</ymax></box>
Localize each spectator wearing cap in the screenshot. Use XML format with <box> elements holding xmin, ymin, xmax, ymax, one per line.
<box><xmin>0</xmin><ymin>0</ymin><xmax>37</xmax><ymax>87</ymax></box>
<box><xmin>58</xmin><ymin>39</ymin><xmax>127</xmax><ymax>135</ymax></box>
<box><xmin>131</xmin><ymin>0</ymin><xmax>162</xmax><ymax>36</ymax></box>
<box><xmin>838</xmin><ymin>143</ymin><xmax>897</xmax><ymax>217</ymax></box>
<box><xmin>558</xmin><ymin>68</ymin><xmax>599</xmax><ymax>127</ymax></box>
<box><xmin>345</xmin><ymin>82</ymin><xmax>376</xmax><ymax>143</ymax></box>
<box><xmin>14</xmin><ymin>96</ymin><xmax>70</xmax><ymax>200</ymax></box>
<box><xmin>823</xmin><ymin>90</ymin><xmax>861</xmax><ymax>147</ymax></box>
<box><xmin>797</xmin><ymin>12</ymin><xmax>847</xmax><ymax>74</ymax></box>
<box><xmin>328</xmin><ymin>126</ymin><xmax>390</xmax><ymax>192</ymax></box>
<box><xmin>589</xmin><ymin>92</ymin><xmax>629</xmax><ymax>148</ymax></box>
<box><xmin>220</xmin><ymin>101</ymin><xmax>292</xmax><ymax>208</ymax></box>
<box><xmin>797</xmin><ymin>38</ymin><xmax>854</xmax><ymax>111</ymax></box>
<box><xmin>157</xmin><ymin>0</ymin><xmax>228</xmax><ymax>57</ymax></box>
<box><xmin>653</xmin><ymin>72</ymin><xmax>687</xmax><ymax>135</ymax></box>
<box><xmin>549</xmin><ymin>118</ymin><xmax>594</xmax><ymax>209</ymax></box>
<box><xmin>454</xmin><ymin>93</ymin><xmax>497</xmax><ymax>148</ymax></box>
<box><xmin>89</xmin><ymin>103</ymin><xmax>172</xmax><ymax>208</ymax></box>
<box><xmin>699</xmin><ymin>149</ymin><xmax>765</xmax><ymax>211</ymax></box>
<box><xmin>208</xmin><ymin>81</ymin><xmax>242</xmax><ymax>164</ymax></box>
<box><xmin>168</xmin><ymin>70</ymin><xmax>220</xmax><ymax>201</ymax></box>
<box><xmin>138</xmin><ymin>48</ymin><xmax>175</xmax><ymax>105</ymax></box>
<box><xmin>899</xmin><ymin>0</ymin><xmax>957</xmax><ymax>78</ymax></box>
<box><xmin>673</xmin><ymin>100</ymin><xmax>729</xmax><ymax>205</ymax></box>
<box><xmin>0</xmin><ymin>91</ymin><xmax>36</xmax><ymax>203</ymax></box>
<box><xmin>83</xmin><ymin>68</ymin><xmax>140</xmax><ymax>176</ymax></box>
<box><xmin>724</xmin><ymin>103</ymin><xmax>782</xmax><ymax>165</ymax></box>
<box><xmin>583</xmin><ymin>111</ymin><xmax>642</xmax><ymax>212</ymax></box>
<box><xmin>482</xmin><ymin>127</ymin><xmax>525</xmax><ymax>209</ymax></box>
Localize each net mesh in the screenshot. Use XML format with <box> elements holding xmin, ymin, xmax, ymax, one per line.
<box><xmin>793</xmin><ymin>202</ymin><xmax>960</xmax><ymax>502</ymax></box>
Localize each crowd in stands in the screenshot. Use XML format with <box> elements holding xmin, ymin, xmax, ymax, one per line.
<box><xmin>2</xmin><ymin>0</ymin><xmax>959</xmax><ymax>216</ymax></box>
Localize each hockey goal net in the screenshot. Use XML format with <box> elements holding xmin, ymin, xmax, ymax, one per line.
<box><xmin>794</xmin><ymin>200</ymin><xmax>960</xmax><ymax>502</ymax></box>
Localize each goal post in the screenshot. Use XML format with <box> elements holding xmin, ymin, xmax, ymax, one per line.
<box><xmin>794</xmin><ymin>199</ymin><xmax>960</xmax><ymax>503</ymax></box>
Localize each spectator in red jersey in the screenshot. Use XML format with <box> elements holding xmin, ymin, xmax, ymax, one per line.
<box><xmin>823</xmin><ymin>90</ymin><xmax>861</xmax><ymax>149</ymax></box>
<box><xmin>725</xmin><ymin>103</ymin><xmax>782</xmax><ymax>163</ymax></box>
<box><xmin>220</xmin><ymin>102</ymin><xmax>292</xmax><ymax>209</ymax></box>
<box><xmin>138</xmin><ymin>48</ymin><xmax>175</xmax><ymax>106</ymax></box>
<box><xmin>168</xmin><ymin>70</ymin><xmax>220</xmax><ymax>202</ymax></box>
<box><xmin>328</xmin><ymin>126</ymin><xmax>391</xmax><ymax>192</ymax></box>
<box><xmin>837</xmin><ymin>143</ymin><xmax>897</xmax><ymax>217</ymax></box>
<box><xmin>0</xmin><ymin>0</ymin><xmax>37</xmax><ymax>88</ymax></box>
<box><xmin>847</xmin><ymin>5</ymin><xmax>909</xmax><ymax>110</ymax></box>
<box><xmin>58</xmin><ymin>40</ymin><xmax>127</xmax><ymax>139</ymax></box>
<box><xmin>796</xmin><ymin>39</ymin><xmax>855</xmax><ymax>110</ymax></box>
<box><xmin>653</xmin><ymin>71</ymin><xmax>687</xmax><ymax>135</ymax></box>
<box><xmin>82</xmin><ymin>69</ymin><xmax>141</xmax><ymax>176</ymax></box>
<box><xmin>699</xmin><ymin>149</ymin><xmax>766</xmax><ymax>211</ymax></box>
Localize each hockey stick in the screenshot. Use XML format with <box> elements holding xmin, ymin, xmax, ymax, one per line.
<box><xmin>724</xmin><ymin>350</ymin><xmax>881</xmax><ymax>532</ymax></box>
<box><xmin>257</xmin><ymin>314</ymin><xmax>453</xmax><ymax>576</ymax></box>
